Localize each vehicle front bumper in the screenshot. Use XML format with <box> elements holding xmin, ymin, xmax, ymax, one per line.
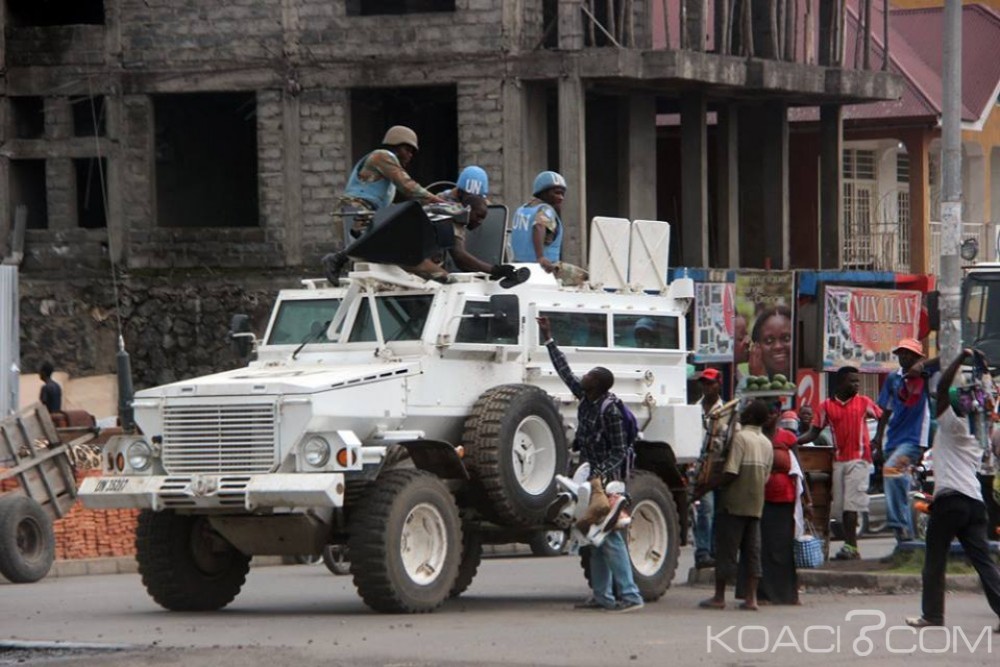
<box><xmin>78</xmin><ymin>473</ymin><xmax>346</xmax><ymax>512</ymax></box>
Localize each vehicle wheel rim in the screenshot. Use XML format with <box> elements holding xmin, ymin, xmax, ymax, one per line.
<box><xmin>511</xmin><ymin>416</ymin><xmax>556</xmax><ymax>495</ymax></box>
<box><xmin>544</xmin><ymin>530</ymin><xmax>566</xmax><ymax>552</ymax></box>
<box><xmin>401</xmin><ymin>502</ymin><xmax>448</xmax><ymax>586</ymax></box>
<box><xmin>627</xmin><ymin>499</ymin><xmax>668</xmax><ymax>577</ymax></box>
<box><xmin>16</xmin><ymin>517</ymin><xmax>43</xmax><ymax>561</ymax></box>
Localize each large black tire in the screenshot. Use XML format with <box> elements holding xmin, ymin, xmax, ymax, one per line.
<box><xmin>348</xmin><ymin>469</ymin><xmax>462</xmax><ymax>613</ymax></box>
<box><xmin>579</xmin><ymin>472</ymin><xmax>679</xmax><ymax>602</ymax></box>
<box><xmin>462</xmin><ymin>385</ymin><xmax>568</xmax><ymax>527</ymax></box>
<box><xmin>449</xmin><ymin>528</ymin><xmax>483</xmax><ymax>598</ymax></box>
<box><xmin>135</xmin><ymin>510</ymin><xmax>251</xmax><ymax>611</ymax></box>
<box><xmin>0</xmin><ymin>495</ymin><xmax>55</xmax><ymax>583</ymax></box>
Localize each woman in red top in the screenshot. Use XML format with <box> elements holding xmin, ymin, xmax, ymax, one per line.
<box><xmin>758</xmin><ymin>401</ymin><xmax>812</xmax><ymax>605</ymax></box>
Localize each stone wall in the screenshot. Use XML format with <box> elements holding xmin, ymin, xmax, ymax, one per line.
<box><xmin>19</xmin><ymin>270</ymin><xmax>301</xmax><ymax>390</ymax></box>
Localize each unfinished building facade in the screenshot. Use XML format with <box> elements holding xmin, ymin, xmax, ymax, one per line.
<box><xmin>1</xmin><ymin>1</ymin><xmax>900</xmax><ymax>383</ymax></box>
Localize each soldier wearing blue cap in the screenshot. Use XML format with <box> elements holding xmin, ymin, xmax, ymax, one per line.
<box><xmin>510</xmin><ymin>171</ymin><xmax>587</xmax><ymax>286</ymax></box>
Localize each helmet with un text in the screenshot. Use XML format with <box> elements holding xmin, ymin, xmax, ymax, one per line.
<box><xmin>532</xmin><ymin>170</ymin><xmax>567</xmax><ymax>196</ymax></box>
<box><xmin>382</xmin><ymin>126</ymin><xmax>419</xmax><ymax>151</ymax></box>
<box><xmin>457</xmin><ymin>166</ymin><xmax>489</xmax><ymax>196</ymax></box>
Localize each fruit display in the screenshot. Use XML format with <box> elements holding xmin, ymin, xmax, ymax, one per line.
<box><xmin>742</xmin><ymin>374</ymin><xmax>796</xmax><ymax>393</ymax></box>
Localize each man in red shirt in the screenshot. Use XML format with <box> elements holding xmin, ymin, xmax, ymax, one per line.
<box><xmin>796</xmin><ymin>366</ymin><xmax>882</xmax><ymax>560</ymax></box>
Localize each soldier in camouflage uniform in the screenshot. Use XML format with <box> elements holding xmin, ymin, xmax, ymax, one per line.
<box><xmin>322</xmin><ymin>126</ymin><xmax>445</xmax><ymax>281</ymax></box>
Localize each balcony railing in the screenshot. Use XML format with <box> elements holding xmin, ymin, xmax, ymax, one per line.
<box><xmin>840</xmin><ymin>221</ymin><xmax>911</xmax><ymax>273</ymax></box>
<box><xmin>928</xmin><ymin>221</ymin><xmax>997</xmax><ymax>275</ymax></box>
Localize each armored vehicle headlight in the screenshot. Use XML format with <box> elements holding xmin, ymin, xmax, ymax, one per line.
<box><xmin>127</xmin><ymin>440</ymin><xmax>153</xmax><ymax>471</ymax></box>
<box><xmin>303</xmin><ymin>436</ymin><xmax>331</xmax><ymax>468</ymax></box>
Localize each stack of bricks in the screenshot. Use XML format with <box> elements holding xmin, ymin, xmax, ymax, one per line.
<box><xmin>0</xmin><ymin>468</ymin><xmax>138</xmax><ymax>560</ymax></box>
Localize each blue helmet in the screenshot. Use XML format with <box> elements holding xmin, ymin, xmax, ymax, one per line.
<box><xmin>457</xmin><ymin>166</ymin><xmax>489</xmax><ymax>196</ymax></box>
<box><xmin>532</xmin><ymin>170</ymin><xmax>567</xmax><ymax>196</ymax></box>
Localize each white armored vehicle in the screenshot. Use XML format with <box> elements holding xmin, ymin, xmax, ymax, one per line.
<box><xmin>80</xmin><ymin>213</ymin><xmax>701</xmax><ymax>614</ymax></box>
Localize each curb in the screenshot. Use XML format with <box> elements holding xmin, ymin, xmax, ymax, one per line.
<box><xmin>2</xmin><ymin>544</ymin><xmax>534</xmax><ymax>585</ymax></box>
<box><xmin>686</xmin><ymin>566</ymin><xmax>984</xmax><ymax>594</ymax></box>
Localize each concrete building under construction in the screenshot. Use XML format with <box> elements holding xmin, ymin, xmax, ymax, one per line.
<box><xmin>1</xmin><ymin>1</ymin><xmax>900</xmax><ymax>382</ymax></box>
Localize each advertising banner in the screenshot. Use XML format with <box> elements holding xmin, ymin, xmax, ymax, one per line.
<box><xmin>822</xmin><ymin>286</ymin><xmax>922</xmax><ymax>372</ymax></box>
<box><xmin>734</xmin><ymin>271</ymin><xmax>795</xmax><ymax>382</ymax></box>
<box><xmin>693</xmin><ymin>282</ymin><xmax>735</xmax><ymax>363</ymax></box>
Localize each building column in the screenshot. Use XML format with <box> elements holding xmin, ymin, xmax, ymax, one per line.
<box><xmin>683</xmin><ymin>0</ymin><xmax>706</xmax><ymax>50</ymax></box>
<box><xmin>558</xmin><ymin>77</ymin><xmax>587</xmax><ymax>266</ymax></box>
<box><xmin>619</xmin><ymin>94</ymin><xmax>657</xmax><ymax>221</ymax></box>
<box><xmin>558</xmin><ymin>0</ymin><xmax>584</xmax><ymax>49</ymax></box>
<box><xmin>715</xmin><ymin>104</ymin><xmax>739</xmax><ymax>267</ymax></box>
<box><xmin>761</xmin><ymin>102</ymin><xmax>789</xmax><ymax>268</ymax></box>
<box><xmin>819</xmin><ymin>104</ymin><xmax>842</xmax><ymax>269</ymax></box>
<box><xmin>681</xmin><ymin>92</ymin><xmax>708</xmax><ymax>267</ymax></box>
<box><xmin>904</xmin><ymin>130</ymin><xmax>930</xmax><ymax>274</ymax></box>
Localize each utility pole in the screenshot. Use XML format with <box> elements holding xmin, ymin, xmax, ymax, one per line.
<box><xmin>939</xmin><ymin>0</ymin><xmax>962</xmax><ymax>363</ymax></box>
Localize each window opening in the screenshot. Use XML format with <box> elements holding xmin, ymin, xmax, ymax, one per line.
<box><xmin>71</xmin><ymin>96</ymin><xmax>106</xmax><ymax>137</ymax></box>
<box><xmin>349</xmin><ymin>86</ymin><xmax>457</xmax><ymax>195</ymax></box>
<box><xmin>346</xmin><ymin>0</ymin><xmax>455</xmax><ymax>16</ymax></box>
<box><xmin>10</xmin><ymin>97</ymin><xmax>44</xmax><ymax>139</ymax></box>
<box><xmin>74</xmin><ymin>157</ymin><xmax>106</xmax><ymax>229</ymax></box>
<box><xmin>153</xmin><ymin>92</ymin><xmax>258</xmax><ymax>228</ymax></box>
<box><xmin>7</xmin><ymin>0</ymin><xmax>105</xmax><ymax>26</ymax></box>
<box><xmin>9</xmin><ymin>160</ymin><xmax>48</xmax><ymax>230</ymax></box>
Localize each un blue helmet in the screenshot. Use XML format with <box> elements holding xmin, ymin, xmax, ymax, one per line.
<box><xmin>532</xmin><ymin>170</ymin><xmax>567</xmax><ymax>196</ymax></box>
<box><xmin>457</xmin><ymin>166</ymin><xmax>489</xmax><ymax>196</ymax></box>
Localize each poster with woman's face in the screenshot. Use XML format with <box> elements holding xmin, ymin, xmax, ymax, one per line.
<box><xmin>734</xmin><ymin>271</ymin><xmax>795</xmax><ymax>381</ymax></box>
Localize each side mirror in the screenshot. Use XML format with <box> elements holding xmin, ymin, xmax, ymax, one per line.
<box><xmin>488</xmin><ymin>294</ymin><xmax>519</xmax><ymax>341</ymax></box>
<box><xmin>228</xmin><ymin>314</ymin><xmax>254</xmax><ymax>360</ymax></box>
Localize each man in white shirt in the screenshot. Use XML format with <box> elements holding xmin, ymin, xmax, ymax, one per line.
<box><xmin>906</xmin><ymin>348</ymin><xmax>1000</xmax><ymax>630</ymax></box>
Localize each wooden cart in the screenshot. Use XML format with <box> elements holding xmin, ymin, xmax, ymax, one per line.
<box><xmin>0</xmin><ymin>404</ymin><xmax>78</xmax><ymax>583</ymax></box>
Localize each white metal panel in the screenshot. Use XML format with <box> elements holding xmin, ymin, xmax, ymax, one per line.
<box><xmin>587</xmin><ymin>216</ymin><xmax>631</xmax><ymax>290</ymax></box>
<box><xmin>0</xmin><ymin>266</ymin><xmax>18</xmax><ymax>416</ymax></box>
<box><xmin>629</xmin><ymin>220</ymin><xmax>671</xmax><ymax>292</ymax></box>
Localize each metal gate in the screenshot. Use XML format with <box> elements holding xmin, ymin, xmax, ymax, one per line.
<box><xmin>0</xmin><ymin>266</ymin><xmax>19</xmax><ymax>416</ymax></box>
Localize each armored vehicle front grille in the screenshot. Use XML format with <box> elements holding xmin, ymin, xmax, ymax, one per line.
<box><xmin>161</xmin><ymin>403</ymin><xmax>277</xmax><ymax>474</ymax></box>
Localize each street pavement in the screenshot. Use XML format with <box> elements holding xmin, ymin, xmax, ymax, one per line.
<box><xmin>2</xmin><ymin>537</ymin><xmax>999</xmax><ymax>667</ymax></box>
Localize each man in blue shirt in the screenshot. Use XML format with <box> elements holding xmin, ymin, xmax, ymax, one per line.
<box><xmin>873</xmin><ymin>338</ymin><xmax>939</xmax><ymax>544</ymax></box>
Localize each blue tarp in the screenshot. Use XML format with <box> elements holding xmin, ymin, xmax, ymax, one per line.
<box><xmin>669</xmin><ymin>268</ymin><xmax>901</xmax><ymax>296</ymax></box>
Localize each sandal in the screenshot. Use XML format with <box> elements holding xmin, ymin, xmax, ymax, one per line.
<box><xmin>698</xmin><ymin>598</ymin><xmax>726</xmax><ymax>610</ymax></box>
<box><xmin>739</xmin><ymin>602</ymin><xmax>759</xmax><ymax>611</ymax></box>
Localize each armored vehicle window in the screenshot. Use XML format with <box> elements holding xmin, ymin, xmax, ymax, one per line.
<box><xmin>456</xmin><ymin>301</ymin><xmax>518</xmax><ymax>345</ymax></box>
<box><xmin>350</xmin><ymin>295</ymin><xmax>433</xmax><ymax>342</ymax></box>
<box><xmin>538</xmin><ymin>311</ymin><xmax>608</xmax><ymax>347</ymax></box>
<box><xmin>613</xmin><ymin>314</ymin><xmax>680</xmax><ymax>350</ymax></box>
<box><xmin>268</xmin><ymin>299</ymin><xmax>341</xmax><ymax>345</ymax></box>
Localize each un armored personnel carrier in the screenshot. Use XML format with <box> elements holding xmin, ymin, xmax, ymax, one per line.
<box><xmin>79</xmin><ymin>213</ymin><xmax>701</xmax><ymax>613</ymax></box>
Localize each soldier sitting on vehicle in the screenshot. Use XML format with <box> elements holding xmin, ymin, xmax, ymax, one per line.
<box><xmin>322</xmin><ymin>125</ymin><xmax>444</xmax><ymax>281</ymax></box>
